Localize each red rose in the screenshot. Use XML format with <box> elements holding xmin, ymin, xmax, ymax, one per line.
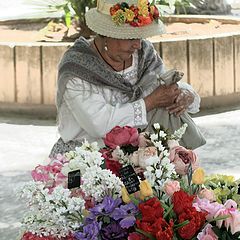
<box><xmin>178</xmin><ymin>207</ymin><xmax>207</xmax><ymax>239</ymax></box>
<box><xmin>104</xmin><ymin>126</ymin><xmax>139</xmax><ymax>149</ymax></box>
<box><xmin>100</xmin><ymin>148</ymin><xmax>122</xmax><ymax>176</ymax></box>
<box><xmin>138</xmin><ymin>197</ymin><xmax>164</xmax><ymax>222</ymax></box>
<box><xmin>106</xmin><ymin>159</ymin><xmax>122</xmax><ymax>176</ymax></box>
<box><xmin>169</xmin><ymin>146</ymin><xmax>199</xmax><ymax>175</ymax></box>
<box><xmin>172</xmin><ymin>190</ymin><xmax>195</xmax><ymax>215</ymax></box>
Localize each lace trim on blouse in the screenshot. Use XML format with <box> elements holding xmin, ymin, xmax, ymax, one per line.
<box><xmin>132</xmin><ymin>100</ymin><xmax>144</xmax><ymax>125</ymax></box>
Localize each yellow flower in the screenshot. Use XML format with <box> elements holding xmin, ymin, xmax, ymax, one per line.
<box><xmin>124</xmin><ymin>9</ymin><xmax>135</xmax><ymax>22</ymax></box>
<box><xmin>192</xmin><ymin>168</ymin><xmax>205</xmax><ymax>184</ymax></box>
<box><xmin>112</xmin><ymin>9</ymin><xmax>126</xmax><ymax>25</ymax></box>
<box><xmin>138</xmin><ymin>0</ymin><xmax>149</xmax><ymax>17</ymax></box>
<box><xmin>139</xmin><ymin>180</ymin><xmax>153</xmax><ymax>200</ymax></box>
<box><xmin>121</xmin><ymin>187</ymin><xmax>131</xmax><ymax>203</ymax></box>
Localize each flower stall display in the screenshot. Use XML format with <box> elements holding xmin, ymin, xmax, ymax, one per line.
<box><xmin>18</xmin><ymin>124</ymin><xmax>240</xmax><ymax>240</ymax></box>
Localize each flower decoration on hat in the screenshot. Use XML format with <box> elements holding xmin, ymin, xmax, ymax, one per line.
<box><xmin>110</xmin><ymin>0</ymin><xmax>160</xmax><ymax>27</ymax></box>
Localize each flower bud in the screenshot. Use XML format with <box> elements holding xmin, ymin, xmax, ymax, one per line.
<box><xmin>192</xmin><ymin>168</ymin><xmax>205</xmax><ymax>184</ymax></box>
<box><xmin>139</xmin><ymin>180</ymin><xmax>153</xmax><ymax>200</ymax></box>
<box><xmin>121</xmin><ymin>187</ymin><xmax>131</xmax><ymax>203</ymax></box>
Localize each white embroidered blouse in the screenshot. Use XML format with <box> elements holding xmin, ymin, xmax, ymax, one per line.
<box><xmin>58</xmin><ymin>51</ymin><xmax>200</xmax><ymax>146</ymax></box>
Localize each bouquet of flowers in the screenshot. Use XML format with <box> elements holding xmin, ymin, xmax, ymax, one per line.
<box><xmin>18</xmin><ymin>123</ymin><xmax>240</xmax><ymax>240</ymax></box>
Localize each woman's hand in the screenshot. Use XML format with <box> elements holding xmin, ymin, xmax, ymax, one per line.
<box><xmin>166</xmin><ymin>89</ymin><xmax>195</xmax><ymax>116</ymax></box>
<box><xmin>144</xmin><ymin>83</ymin><xmax>180</xmax><ymax>112</ymax></box>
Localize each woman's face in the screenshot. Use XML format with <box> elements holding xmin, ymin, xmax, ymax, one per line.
<box><xmin>106</xmin><ymin>38</ymin><xmax>142</xmax><ymax>62</ymax></box>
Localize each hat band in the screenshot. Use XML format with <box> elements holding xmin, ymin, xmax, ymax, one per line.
<box><xmin>97</xmin><ymin>1</ymin><xmax>112</xmax><ymax>15</ymax></box>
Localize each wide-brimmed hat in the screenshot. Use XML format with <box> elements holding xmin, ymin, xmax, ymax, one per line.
<box><xmin>85</xmin><ymin>0</ymin><xmax>166</xmax><ymax>39</ymax></box>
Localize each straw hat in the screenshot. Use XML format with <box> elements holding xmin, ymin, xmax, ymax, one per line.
<box><xmin>85</xmin><ymin>0</ymin><xmax>166</xmax><ymax>39</ymax></box>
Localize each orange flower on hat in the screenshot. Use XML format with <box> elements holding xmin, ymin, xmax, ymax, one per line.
<box><xmin>138</xmin><ymin>16</ymin><xmax>152</xmax><ymax>26</ymax></box>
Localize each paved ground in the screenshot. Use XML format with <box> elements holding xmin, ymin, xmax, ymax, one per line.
<box><xmin>0</xmin><ymin>109</ymin><xmax>240</xmax><ymax>239</ymax></box>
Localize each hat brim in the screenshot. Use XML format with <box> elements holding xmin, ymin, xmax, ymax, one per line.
<box><xmin>85</xmin><ymin>8</ymin><xmax>166</xmax><ymax>39</ymax></box>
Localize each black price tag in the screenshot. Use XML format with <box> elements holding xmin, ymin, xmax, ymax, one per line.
<box><xmin>119</xmin><ymin>165</ymin><xmax>140</xmax><ymax>194</ymax></box>
<box><xmin>68</xmin><ymin>170</ymin><xmax>81</xmax><ymax>189</ymax></box>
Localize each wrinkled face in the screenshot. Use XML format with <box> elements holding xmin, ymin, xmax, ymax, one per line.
<box><xmin>106</xmin><ymin>38</ymin><xmax>142</xmax><ymax>62</ymax></box>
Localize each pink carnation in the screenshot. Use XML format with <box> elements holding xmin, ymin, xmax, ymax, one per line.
<box><xmin>197</xmin><ymin>224</ymin><xmax>218</xmax><ymax>240</ymax></box>
<box><xmin>198</xmin><ymin>188</ymin><xmax>216</xmax><ymax>202</ymax></box>
<box><xmin>164</xmin><ymin>180</ymin><xmax>180</xmax><ymax>196</ymax></box>
<box><xmin>193</xmin><ymin>197</ymin><xmax>224</xmax><ymax>221</ymax></box>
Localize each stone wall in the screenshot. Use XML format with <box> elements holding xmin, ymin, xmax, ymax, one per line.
<box><xmin>0</xmin><ymin>34</ymin><xmax>240</xmax><ymax>113</ymax></box>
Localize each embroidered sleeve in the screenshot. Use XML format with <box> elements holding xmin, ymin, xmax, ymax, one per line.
<box><xmin>62</xmin><ymin>78</ymin><xmax>148</xmax><ymax>139</ymax></box>
<box><xmin>132</xmin><ymin>99</ymin><xmax>147</xmax><ymax>126</ymax></box>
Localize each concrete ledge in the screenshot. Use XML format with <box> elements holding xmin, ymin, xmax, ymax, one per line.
<box><xmin>0</xmin><ymin>102</ymin><xmax>56</xmax><ymax>119</ymax></box>
<box><xmin>164</xmin><ymin>15</ymin><xmax>240</xmax><ymax>25</ymax></box>
<box><xmin>201</xmin><ymin>93</ymin><xmax>240</xmax><ymax>109</ymax></box>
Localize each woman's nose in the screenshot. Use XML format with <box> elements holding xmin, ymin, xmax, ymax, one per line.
<box><xmin>132</xmin><ymin>39</ymin><xmax>141</xmax><ymax>49</ymax></box>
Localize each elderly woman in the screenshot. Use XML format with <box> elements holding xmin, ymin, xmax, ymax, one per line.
<box><xmin>50</xmin><ymin>0</ymin><xmax>204</xmax><ymax>156</ymax></box>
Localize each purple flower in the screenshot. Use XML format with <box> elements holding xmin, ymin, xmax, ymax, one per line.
<box><xmin>101</xmin><ymin>221</ymin><xmax>128</xmax><ymax>240</ymax></box>
<box><xmin>111</xmin><ymin>202</ymin><xmax>138</xmax><ymax>228</ymax></box>
<box><xmin>90</xmin><ymin>196</ymin><xmax>122</xmax><ymax>217</ymax></box>
<box><xmin>74</xmin><ymin>221</ymin><xmax>101</xmax><ymax>240</ymax></box>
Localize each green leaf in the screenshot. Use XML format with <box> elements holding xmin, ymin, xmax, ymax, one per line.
<box><xmin>163</xmin><ymin>204</ymin><xmax>173</xmax><ymax>219</ymax></box>
<box><xmin>209</xmin><ymin>214</ymin><xmax>230</xmax><ymax>223</ymax></box>
<box><xmin>174</xmin><ymin>220</ymin><xmax>189</xmax><ymax>230</ymax></box>
<box><xmin>64</xmin><ymin>5</ymin><xmax>71</xmax><ymax>27</ymax></box>
<box><xmin>129</xmin><ymin>194</ymin><xmax>140</xmax><ymax>206</ymax></box>
<box><xmin>136</xmin><ymin>228</ymin><xmax>156</xmax><ymax>240</ymax></box>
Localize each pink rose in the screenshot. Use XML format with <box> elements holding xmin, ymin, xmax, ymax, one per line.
<box><xmin>164</xmin><ymin>180</ymin><xmax>180</xmax><ymax>196</ymax></box>
<box><xmin>138</xmin><ymin>147</ymin><xmax>158</xmax><ymax>168</ymax></box>
<box><xmin>169</xmin><ymin>146</ymin><xmax>199</xmax><ymax>175</ymax></box>
<box><xmin>197</xmin><ymin>224</ymin><xmax>218</xmax><ymax>240</ymax></box>
<box><xmin>104</xmin><ymin>126</ymin><xmax>139</xmax><ymax>149</ymax></box>
<box><xmin>167</xmin><ymin>139</ymin><xmax>180</xmax><ymax>149</ymax></box>
<box><xmin>138</xmin><ymin>132</ymin><xmax>150</xmax><ymax>148</ymax></box>
<box><xmin>198</xmin><ymin>188</ymin><xmax>216</xmax><ymax>202</ymax></box>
